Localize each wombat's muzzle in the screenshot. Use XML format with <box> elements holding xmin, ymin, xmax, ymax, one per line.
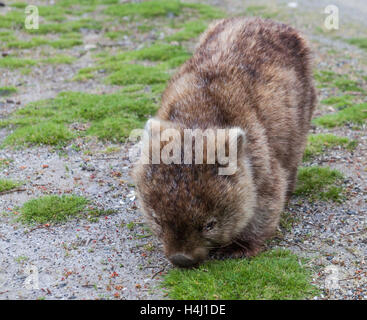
<box><xmin>169</xmin><ymin>254</ymin><xmax>198</xmax><ymax>268</ymax></box>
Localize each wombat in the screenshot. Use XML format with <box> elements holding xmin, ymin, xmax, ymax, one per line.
<box><xmin>133</xmin><ymin>17</ymin><xmax>316</xmax><ymax>268</ymax></box>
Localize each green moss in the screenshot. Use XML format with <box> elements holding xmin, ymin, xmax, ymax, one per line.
<box><xmin>182</xmin><ymin>2</ymin><xmax>225</xmax><ymax>20</ymax></box>
<box><xmin>105</xmin><ymin>0</ymin><xmax>183</xmax><ymax>18</ymax></box>
<box><xmin>10</xmin><ymin>2</ymin><xmax>28</xmax><ymax>9</ymax></box>
<box><xmin>2</xmin><ymin>122</ymin><xmax>74</xmax><ymax>147</ymax></box>
<box><xmin>0</xmin><ymin>86</ymin><xmax>18</xmax><ymax>97</ymax></box>
<box><xmin>321</xmin><ymin>95</ymin><xmax>354</xmax><ymax>109</ymax></box>
<box><xmin>87</xmin><ymin>43</ymin><xmax>190</xmax><ymax>85</ymax></box>
<box><xmin>347</xmin><ymin>38</ymin><xmax>367</xmax><ymax>50</ymax></box>
<box><xmin>333</xmin><ymin>78</ymin><xmax>363</xmax><ymax>92</ymax></box>
<box><xmin>245</xmin><ymin>5</ymin><xmax>279</xmax><ymax>19</ymax></box>
<box><xmin>0</xmin><ymin>158</ymin><xmax>13</xmax><ymax>168</ymax></box>
<box><xmin>17</xmin><ymin>195</ymin><xmax>88</xmax><ymax>224</ymax></box>
<box><xmin>0</xmin><ymin>179</ymin><xmax>22</xmax><ymax>193</ymax></box>
<box><xmin>73</xmin><ymin>67</ymin><xmax>96</xmax><ymax>82</ymax></box>
<box><xmin>295</xmin><ymin>166</ymin><xmax>344</xmax><ymax>201</ymax></box>
<box><xmin>314</xmin><ymin>70</ymin><xmax>363</xmax><ymax>92</ymax></box>
<box><xmin>303</xmin><ymin>134</ymin><xmax>357</xmax><ymax>161</ymax></box>
<box><xmin>104</xmin><ymin>43</ymin><xmax>190</xmax><ymax>63</ymax></box>
<box><xmin>106</xmin><ymin>63</ymin><xmax>170</xmax><ymax>85</ymax></box>
<box><xmin>27</xmin><ymin>19</ymin><xmax>102</xmax><ymax>34</ymax></box>
<box><xmin>42</xmin><ymin>55</ymin><xmax>76</xmax><ymax>65</ymax></box>
<box><xmin>1</xmin><ymin>91</ymin><xmax>159</xmax><ymax>145</ymax></box>
<box><xmin>0</xmin><ymin>10</ymin><xmax>25</xmax><ymax>29</ymax></box>
<box><xmin>105</xmin><ymin>30</ymin><xmax>130</xmax><ymax>40</ymax></box>
<box><xmin>0</xmin><ymin>57</ymin><xmax>37</xmax><ymax>69</ymax></box>
<box><xmin>162</xmin><ymin>249</ymin><xmax>319</xmax><ymax>300</ymax></box>
<box><xmin>313</xmin><ymin>103</ymin><xmax>367</xmax><ymax>128</ymax></box>
<box><xmin>167</xmin><ymin>20</ymin><xmax>207</xmax><ymax>42</ymax></box>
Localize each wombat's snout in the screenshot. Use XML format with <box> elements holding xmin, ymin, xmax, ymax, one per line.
<box><xmin>169</xmin><ymin>254</ymin><xmax>198</xmax><ymax>268</ymax></box>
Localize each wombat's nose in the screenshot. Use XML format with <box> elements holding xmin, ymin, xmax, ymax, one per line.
<box><xmin>169</xmin><ymin>254</ymin><xmax>196</xmax><ymax>268</ymax></box>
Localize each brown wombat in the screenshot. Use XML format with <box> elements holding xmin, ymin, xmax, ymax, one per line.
<box><xmin>133</xmin><ymin>17</ymin><xmax>316</xmax><ymax>268</ymax></box>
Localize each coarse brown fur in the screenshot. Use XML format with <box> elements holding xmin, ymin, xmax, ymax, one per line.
<box><xmin>133</xmin><ymin>17</ymin><xmax>316</xmax><ymax>267</ymax></box>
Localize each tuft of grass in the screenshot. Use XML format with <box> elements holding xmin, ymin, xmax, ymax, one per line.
<box><xmin>109</xmin><ymin>43</ymin><xmax>190</xmax><ymax>63</ymax></box>
<box><xmin>0</xmin><ymin>158</ymin><xmax>13</xmax><ymax>168</ymax></box>
<box><xmin>2</xmin><ymin>122</ymin><xmax>74</xmax><ymax>147</ymax></box>
<box><xmin>106</xmin><ymin>63</ymin><xmax>170</xmax><ymax>85</ymax></box>
<box><xmin>294</xmin><ymin>166</ymin><xmax>344</xmax><ymax>201</ymax></box>
<box><xmin>0</xmin><ymin>86</ymin><xmax>17</xmax><ymax>97</ymax></box>
<box><xmin>0</xmin><ymin>179</ymin><xmax>22</xmax><ymax>193</ymax></box>
<box><xmin>78</xmin><ymin>43</ymin><xmax>190</xmax><ymax>85</ymax></box>
<box><xmin>321</xmin><ymin>95</ymin><xmax>354</xmax><ymax>109</ymax></box>
<box><xmin>244</xmin><ymin>5</ymin><xmax>279</xmax><ymax>19</ymax></box>
<box><xmin>42</xmin><ymin>55</ymin><xmax>76</xmax><ymax>65</ymax></box>
<box><xmin>167</xmin><ymin>20</ymin><xmax>207</xmax><ymax>42</ymax></box>
<box><xmin>313</xmin><ymin>103</ymin><xmax>367</xmax><ymax>128</ymax></box>
<box><xmin>182</xmin><ymin>2</ymin><xmax>225</xmax><ymax>20</ymax></box>
<box><xmin>162</xmin><ymin>249</ymin><xmax>319</xmax><ymax>300</ymax></box>
<box><xmin>347</xmin><ymin>38</ymin><xmax>367</xmax><ymax>50</ymax></box>
<box><xmin>0</xmin><ymin>57</ymin><xmax>37</xmax><ymax>69</ymax></box>
<box><xmin>105</xmin><ymin>30</ymin><xmax>130</xmax><ymax>40</ymax></box>
<box><xmin>27</xmin><ymin>19</ymin><xmax>102</xmax><ymax>35</ymax></box>
<box><xmin>1</xmin><ymin>91</ymin><xmax>159</xmax><ymax>145</ymax></box>
<box><xmin>105</xmin><ymin>0</ymin><xmax>183</xmax><ymax>18</ymax></box>
<box><xmin>314</xmin><ymin>70</ymin><xmax>363</xmax><ymax>92</ymax></box>
<box><xmin>303</xmin><ymin>134</ymin><xmax>357</xmax><ymax>161</ymax></box>
<box><xmin>18</xmin><ymin>195</ymin><xmax>89</xmax><ymax>224</ymax></box>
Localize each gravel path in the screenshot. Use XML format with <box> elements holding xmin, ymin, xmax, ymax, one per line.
<box><xmin>1</xmin><ymin>0</ymin><xmax>367</xmax><ymax>300</ymax></box>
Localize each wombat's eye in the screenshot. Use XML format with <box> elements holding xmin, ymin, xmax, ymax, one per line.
<box><xmin>204</xmin><ymin>220</ymin><xmax>217</xmax><ymax>232</ymax></box>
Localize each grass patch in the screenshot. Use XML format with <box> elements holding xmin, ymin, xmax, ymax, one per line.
<box><xmin>314</xmin><ymin>70</ymin><xmax>363</xmax><ymax>92</ymax></box>
<box><xmin>0</xmin><ymin>179</ymin><xmax>22</xmax><ymax>193</ymax></box>
<box><xmin>2</xmin><ymin>122</ymin><xmax>74</xmax><ymax>147</ymax></box>
<box><xmin>294</xmin><ymin>166</ymin><xmax>344</xmax><ymax>201</ymax></box>
<box><xmin>346</xmin><ymin>38</ymin><xmax>367</xmax><ymax>50</ymax></box>
<box><xmin>106</xmin><ymin>63</ymin><xmax>170</xmax><ymax>85</ymax></box>
<box><xmin>303</xmin><ymin>133</ymin><xmax>357</xmax><ymax>161</ymax></box>
<box><xmin>182</xmin><ymin>2</ymin><xmax>225</xmax><ymax>20</ymax></box>
<box><xmin>313</xmin><ymin>103</ymin><xmax>367</xmax><ymax>128</ymax></box>
<box><xmin>162</xmin><ymin>249</ymin><xmax>319</xmax><ymax>300</ymax></box>
<box><xmin>0</xmin><ymin>57</ymin><xmax>37</xmax><ymax>69</ymax></box>
<box><xmin>27</xmin><ymin>19</ymin><xmax>102</xmax><ymax>35</ymax></box>
<box><xmin>0</xmin><ymin>158</ymin><xmax>13</xmax><ymax>168</ymax></box>
<box><xmin>1</xmin><ymin>90</ymin><xmax>159</xmax><ymax>145</ymax></box>
<box><xmin>18</xmin><ymin>195</ymin><xmax>87</xmax><ymax>224</ymax></box>
<box><xmin>105</xmin><ymin>0</ymin><xmax>183</xmax><ymax>18</ymax></box>
<box><xmin>0</xmin><ymin>86</ymin><xmax>17</xmax><ymax>97</ymax></box>
<box><xmin>244</xmin><ymin>5</ymin><xmax>279</xmax><ymax>19</ymax></box>
<box><xmin>76</xmin><ymin>43</ymin><xmax>190</xmax><ymax>84</ymax></box>
<box><xmin>321</xmin><ymin>95</ymin><xmax>354</xmax><ymax>109</ymax></box>
<box><xmin>42</xmin><ymin>55</ymin><xmax>76</xmax><ymax>65</ymax></box>
<box><xmin>167</xmin><ymin>20</ymin><xmax>207</xmax><ymax>42</ymax></box>
<box><xmin>108</xmin><ymin>43</ymin><xmax>190</xmax><ymax>63</ymax></box>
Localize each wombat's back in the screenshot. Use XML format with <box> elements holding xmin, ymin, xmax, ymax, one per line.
<box><xmin>160</xmin><ymin>17</ymin><xmax>316</xmax><ymax>195</ymax></box>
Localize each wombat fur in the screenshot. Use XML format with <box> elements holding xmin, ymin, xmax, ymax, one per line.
<box><xmin>133</xmin><ymin>17</ymin><xmax>316</xmax><ymax>267</ymax></box>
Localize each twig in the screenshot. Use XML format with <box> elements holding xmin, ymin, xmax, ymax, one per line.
<box><xmin>151</xmin><ymin>266</ymin><xmax>166</xmax><ymax>279</ymax></box>
<box><xmin>0</xmin><ymin>188</ymin><xmax>26</xmax><ymax>196</ymax></box>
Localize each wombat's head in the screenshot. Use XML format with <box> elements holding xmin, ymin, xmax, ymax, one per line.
<box><xmin>132</xmin><ymin>119</ymin><xmax>256</xmax><ymax>267</ymax></box>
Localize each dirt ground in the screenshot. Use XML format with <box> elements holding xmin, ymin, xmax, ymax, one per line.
<box><xmin>0</xmin><ymin>0</ymin><xmax>366</xmax><ymax>300</ymax></box>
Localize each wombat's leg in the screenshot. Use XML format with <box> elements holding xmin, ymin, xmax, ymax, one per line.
<box><xmin>210</xmin><ymin>239</ymin><xmax>262</xmax><ymax>260</ymax></box>
<box><xmin>286</xmin><ymin>166</ymin><xmax>299</xmax><ymax>201</ymax></box>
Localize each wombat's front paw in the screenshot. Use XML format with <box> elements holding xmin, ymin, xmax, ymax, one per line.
<box><xmin>210</xmin><ymin>242</ymin><xmax>259</xmax><ymax>260</ymax></box>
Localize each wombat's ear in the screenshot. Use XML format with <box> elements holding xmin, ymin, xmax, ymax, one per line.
<box><xmin>144</xmin><ymin>117</ymin><xmax>176</xmax><ymax>135</ymax></box>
